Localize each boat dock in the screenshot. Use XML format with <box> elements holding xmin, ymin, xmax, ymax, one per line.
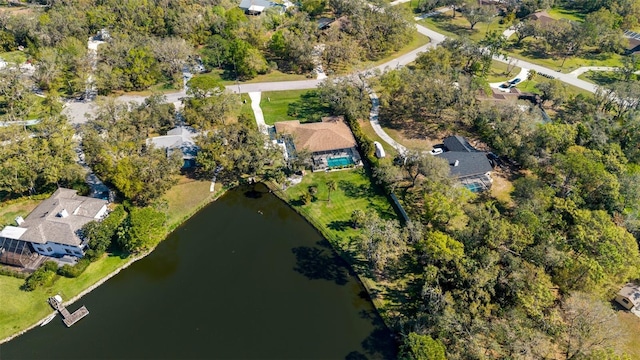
<box><xmin>48</xmin><ymin>295</ymin><xmax>89</xmax><ymax>327</ymax></box>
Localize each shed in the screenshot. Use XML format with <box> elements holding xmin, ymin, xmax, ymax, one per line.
<box><xmin>615</xmin><ymin>283</ymin><xmax>640</xmax><ymax>310</ymax></box>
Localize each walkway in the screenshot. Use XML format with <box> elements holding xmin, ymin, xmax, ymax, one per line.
<box><xmin>368</xmin><ymin>91</ymin><xmax>406</xmax><ymax>153</ymax></box>
<box><xmin>248</xmin><ymin>92</ymin><xmax>269</xmax><ymax>135</ymax></box>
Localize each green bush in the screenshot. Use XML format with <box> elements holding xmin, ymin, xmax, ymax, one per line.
<box><xmin>57</xmin><ymin>258</ymin><xmax>92</xmax><ymax>278</ymax></box>
<box><xmin>23</xmin><ymin>261</ymin><xmax>58</xmax><ymax>291</ymax></box>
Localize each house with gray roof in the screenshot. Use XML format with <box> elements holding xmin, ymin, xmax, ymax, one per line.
<box><xmin>0</xmin><ymin>188</ymin><xmax>108</xmax><ymax>267</ymax></box>
<box><xmin>239</xmin><ymin>0</ymin><xmax>285</xmax><ymax>15</ymax></box>
<box><xmin>147</xmin><ymin>126</ymin><xmax>199</xmax><ymax>168</ymax></box>
<box><xmin>436</xmin><ymin>135</ymin><xmax>494</xmax><ymax>192</ymax></box>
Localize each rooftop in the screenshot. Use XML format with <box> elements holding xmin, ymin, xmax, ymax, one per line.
<box><xmin>0</xmin><ymin>188</ymin><xmax>108</xmax><ymax>246</ymax></box>
<box><xmin>619</xmin><ymin>283</ymin><xmax>640</xmax><ymax>306</ymax></box>
<box><xmin>147</xmin><ymin>126</ymin><xmax>199</xmax><ymax>158</ymax></box>
<box><xmin>238</xmin><ymin>0</ymin><xmax>284</xmax><ymax>11</ymax></box>
<box><xmin>443</xmin><ymin>135</ymin><xmax>478</xmax><ymax>153</ymax></box>
<box><xmin>438</xmin><ymin>151</ymin><xmax>493</xmax><ymax>178</ymax></box>
<box><xmin>274</xmin><ymin>116</ymin><xmax>357</xmax><ymax>153</ymax></box>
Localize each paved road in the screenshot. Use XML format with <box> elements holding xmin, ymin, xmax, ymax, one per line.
<box><xmin>63</xmin><ymin>16</ymin><xmax>598</xmax><ymax>124</ymax></box>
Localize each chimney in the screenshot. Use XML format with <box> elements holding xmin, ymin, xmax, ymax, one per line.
<box><xmin>15</xmin><ymin>216</ymin><xmax>24</xmax><ymax>226</ymax></box>
<box><xmin>58</xmin><ymin>209</ymin><xmax>69</xmax><ymax>218</ymax></box>
<box><xmin>454</xmin><ymin>160</ymin><xmax>459</xmax><ymax>167</ymax></box>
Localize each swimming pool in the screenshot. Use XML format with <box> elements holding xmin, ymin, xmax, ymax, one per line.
<box><xmin>327</xmin><ymin>156</ymin><xmax>354</xmax><ymax>168</ymax></box>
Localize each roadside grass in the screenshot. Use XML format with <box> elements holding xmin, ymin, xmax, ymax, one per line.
<box><xmin>578</xmin><ymin>70</ymin><xmax>634</xmax><ymax>85</ymax></box>
<box><xmin>0</xmin><ymin>51</ymin><xmax>26</xmax><ymax>64</ymax></box>
<box><xmin>283</xmin><ymin>169</ymin><xmax>397</xmax><ymax>248</ymax></box>
<box><xmin>239</xmin><ymin>93</ymin><xmax>255</xmax><ymax>123</ymax></box>
<box><xmin>0</xmin><ymin>198</ymin><xmax>40</xmax><ymax>227</ymax></box>
<box><xmin>420</xmin><ymin>13</ymin><xmax>623</xmax><ymax>73</ymax></box>
<box><xmin>260</xmin><ymin>89</ymin><xmax>332</xmax><ymax>125</ymax></box>
<box><xmin>616</xmin><ymin>310</ymin><xmax>640</xmax><ymax>358</ymax></box>
<box><xmin>0</xmin><ymin>254</ymin><xmax>129</xmax><ymax>341</ymax></box>
<box><xmin>370</xmin><ymin>32</ymin><xmax>432</xmax><ymax>67</ymax></box>
<box><xmin>419</xmin><ymin>11</ymin><xmax>509</xmax><ymax>42</ymax></box>
<box><xmin>382</xmin><ymin>126</ymin><xmax>435</xmax><ymax>150</ymax></box>
<box><xmin>191</xmin><ymin>69</ymin><xmax>308</xmax><ymax>87</ymax></box>
<box><xmin>486</xmin><ymin>60</ymin><xmax>521</xmax><ymax>82</ymax></box>
<box><xmin>516</xmin><ymin>77</ymin><xmax>591</xmax><ymax>97</ymax></box>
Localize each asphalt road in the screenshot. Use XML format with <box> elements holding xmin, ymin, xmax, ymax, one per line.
<box><xmin>63</xmin><ymin>22</ymin><xmax>597</xmax><ymax>124</ymax></box>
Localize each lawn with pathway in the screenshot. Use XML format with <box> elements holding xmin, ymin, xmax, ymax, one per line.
<box><xmin>260</xmin><ymin>90</ymin><xmax>332</xmax><ymax>125</ymax></box>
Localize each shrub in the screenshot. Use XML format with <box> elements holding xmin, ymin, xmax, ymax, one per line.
<box><xmin>57</xmin><ymin>258</ymin><xmax>92</xmax><ymax>278</ymax></box>
<box><xmin>23</xmin><ymin>261</ymin><xmax>58</xmax><ymax>291</ymax></box>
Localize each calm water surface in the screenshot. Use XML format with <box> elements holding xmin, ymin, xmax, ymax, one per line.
<box><xmin>0</xmin><ymin>185</ymin><xmax>396</xmax><ymax>359</ymax></box>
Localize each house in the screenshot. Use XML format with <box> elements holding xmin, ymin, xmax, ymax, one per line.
<box><xmin>147</xmin><ymin>126</ymin><xmax>199</xmax><ymax>168</ymax></box>
<box><xmin>436</xmin><ymin>135</ymin><xmax>493</xmax><ymax>192</ymax></box>
<box><xmin>238</xmin><ymin>0</ymin><xmax>285</xmax><ymax>15</ymax></box>
<box><xmin>527</xmin><ymin>11</ymin><xmax>557</xmax><ymax>25</ymax></box>
<box><xmin>0</xmin><ymin>189</ymin><xmax>108</xmax><ymax>267</ymax></box>
<box><xmin>615</xmin><ymin>283</ymin><xmax>640</xmax><ymax>311</ymax></box>
<box><xmin>625</xmin><ymin>36</ymin><xmax>640</xmax><ymax>55</ymax></box>
<box><xmin>274</xmin><ymin>116</ymin><xmax>362</xmax><ymax>171</ymax></box>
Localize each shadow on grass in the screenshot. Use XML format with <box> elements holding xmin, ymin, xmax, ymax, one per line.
<box><xmin>287</xmin><ymin>90</ymin><xmax>332</xmax><ymax>122</ymax></box>
<box><xmin>291</xmin><ymin>241</ymin><xmax>352</xmax><ymax>285</ymax></box>
<box><xmin>328</xmin><ymin>219</ymin><xmax>352</xmax><ymax>231</ymax></box>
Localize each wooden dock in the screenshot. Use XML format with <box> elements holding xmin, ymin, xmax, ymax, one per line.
<box><xmin>48</xmin><ymin>296</ymin><xmax>89</xmax><ymax>327</ymax></box>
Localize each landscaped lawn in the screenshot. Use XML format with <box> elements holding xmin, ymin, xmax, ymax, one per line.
<box><xmin>160</xmin><ymin>175</ymin><xmax>223</xmax><ymax>230</ymax></box>
<box><xmin>419</xmin><ymin>11</ymin><xmax>509</xmax><ymax>42</ymax></box>
<box><xmin>0</xmin><ymin>254</ymin><xmax>129</xmax><ymax>341</ymax></box>
<box><xmin>0</xmin><ymin>198</ymin><xmax>41</xmax><ymax>227</ymax></box>
<box><xmin>578</xmin><ymin>70</ymin><xmax>632</xmax><ymax>85</ymax></box>
<box><xmin>191</xmin><ymin>69</ymin><xmax>308</xmax><ymax>88</ymax></box>
<box><xmin>370</xmin><ymin>31</ymin><xmax>432</xmax><ymax>67</ymax></box>
<box><xmin>487</xmin><ymin>60</ymin><xmax>521</xmax><ymax>83</ymax></box>
<box><xmin>546</xmin><ymin>7</ymin><xmax>585</xmax><ymax>22</ymax></box>
<box><xmin>260</xmin><ymin>89</ymin><xmax>332</xmax><ymax>125</ymax></box>
<box><xmin>283</xmin><ymin>169</ymin><xmax>397</xmax><ymax>248</ymax></box>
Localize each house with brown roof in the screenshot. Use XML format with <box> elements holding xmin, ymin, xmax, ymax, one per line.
<box><xmin>274</xmin><ymin>116</ymin><xmax>362</xmax><ymax>171</ymax></box>
<box><xmin>527</xmin><ymin>11</ymin><xmax>557</xmax><ymax>25</ymax></box>
<box><xmin>615</xmin><ymin>283</ymin><xmax>640</xmax><ymax>313</ymax></box>
<box><xmin>0</xmin><ymin>188</ymin><xmax>108</xmax><ymax>268</ymax></box>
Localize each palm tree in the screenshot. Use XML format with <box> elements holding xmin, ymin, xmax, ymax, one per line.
<box><xmin>327</xmin><ymin>180</ymin><xmax>337</xmax><ymax>202</ymax></box>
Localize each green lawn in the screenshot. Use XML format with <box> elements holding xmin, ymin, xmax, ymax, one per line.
<box><xmin>370</xmin><ymin>32</ymin><xmax>432</xmax><ymax>67</ymax></box>
<box><xmin>192</xmin><ymin>69</ymin><xmax>308</xmax><ymax>88</ymax></box>
<box><xmin>0</xmin><ymin>51</ymin><xmax>26</xmax><ymax>64</ymax></box>
<box><xmin>515</xmin><ymin>77</ymin><xmax>591</xmax><ymax>97</ymax></box>
<box><xmin>419</xmin><ymin>11</ymin><xmax>509</xmax><ymax>42</ymax></box>
<box><xmin>0</xmin><ymin>198</ymin><xmax>40</xmax><ymax>227</ymax></box>
<box><xmin>260</xmin><ymin>89</ymin><xmax>332</xmax><ymax>125</ymax></box>
<box><xmin>546</xmin><ymin>7</ymin><xmax>585</xmax><ymax>22</ymax></box>
<box><xmin>0</xmin><ymin>176</ymin><xmax>226</xmax><ymax>342</ymax></box>
<box><xmin>0</xmin><ymin>254</ymin><xmax>129</xmax><ymax>341</ymax></box>
<box><xmin>487</xmin><ymin>60</ymin><xmax>521</xmax><ymax>83</ymax></box>
<box><xmin>282</xmin><ymin>169</ymin><xmax>397</xmax><ymax>249</ymax></box>
<box><xmin>578</xmin><ymin>70</ymin><xmax>633</xmax><ymax>86</ymax></box>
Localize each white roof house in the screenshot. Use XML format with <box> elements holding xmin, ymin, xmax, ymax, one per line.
<box><xmin>147</xmin><ymin>126</ymin><xmax>199</xmax><ymax>167</ymax></box>
<box><xmin>615</xmin><ymin>283</ymin><xmax>640</xmax><ymax>312</ymax></box>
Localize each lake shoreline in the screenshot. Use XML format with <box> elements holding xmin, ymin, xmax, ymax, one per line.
<box><xmin>0</xmin><ymin>184</ymin><xmax>227</xmax><ymax>346</ymax></box>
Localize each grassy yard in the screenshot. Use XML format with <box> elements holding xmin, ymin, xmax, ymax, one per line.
<box><xmin>0</xmin><ymin>254</ymin><xmax>129</xmax><ymax>341</ymax></box>
<box><xmin>546</xmin><ymin>7</ymin><xmax>585</xmax><ymax>22</ymax></box>
<box><xmin>260</xmin><ymin>89</ymin><xmax>332</xmax><ymax>125</ymax></box>
<box><xmin>616</xmin><ymin>311</ymin><xmax>640</xmax><ymax>358</ymax></box>
<box><xmin>282</xmin><ymin>169</ymin><xmax>397</xmax><ymax>248</ymax></box>
<box><xmin>487</xmin><ymin>60</ymin><xmax>521</xmax><ymax>82</ymax></box>
<box><xmin>419</xmin><ymin>11</ymin><xmax>510</xmax><ymax>42</ymax></box>
<box><xmin>359</xmin><ymin>120</ymin><xmax>399</xmax><ymax>159</ymax></box>
<box><xmin>192</xmin><ymin>69</ymin><xmax>308</xmax><ymax>88</ymax></box>
<box><xmin>370</xmin><ymin>32</ymin><xmax>432</xmax><ymax>67</ymax></box>
<box><xmin>0</xmin><ymin>198</ymin><xmax>41</xmax><ymax>227</ymax></box>
<box><xmin>0</xmin><ymin>175</ymin><xmax>226</xmax><ymax>342</ymax></box>
<box><xmin>578</xmin><ymin>70</ymin><xmax>634</xmax><ymax>86</ymax></box>
<box><xmin>0</xmin><ymin>51</ymin><xmax>26</xmax><ymax>64</ymax></box>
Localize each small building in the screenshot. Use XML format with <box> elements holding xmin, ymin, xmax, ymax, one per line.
<box><xmin>239</xmin><ymin>0</ymin><xmax>285</xmax><ymax>15</ymax></box>
<box><xmin>0</xmin><ymin>188</ymin><xmax>109</xmax><ymax>266</ymax></box>
<box><xmin>147</xmin><ymin>126</ymin><xmax>199</xmax><ymax>168</ymax></box>
<box><xmin>527</xmin><ymin>11</ymin><xmax>557</xmax><ymax>26</ymax></box>
<box><xmin>615</xmin><ymin>283</ymin><xmax>640</xmax><ymax>311</ymax></box>
<box><xmin>274</xmin><ymin>116</ymin><xmax>362</xmax><ymax>171</ymax></box>
<box><xmin>625</xmin><ymin>35</ymin><xmax>640</xmax><ymax>55</ymax></box>
<box><xmin>374</xmin><ymin>141</ymin><xmax>386</xmax><ymax>158</ymax></box>
<box><xmin>436</xmin><ymin>135</ymin><xmax>493</xmax><ymax>192</ymax></box>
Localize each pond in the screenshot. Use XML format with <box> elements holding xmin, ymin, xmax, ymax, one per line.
<box><xmin>0</xmin><ymin>185</ymin><xmax>397</xmax><ymax>359</ymax></box>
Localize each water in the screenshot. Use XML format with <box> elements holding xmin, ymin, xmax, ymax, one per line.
<box><xmin>327</xmin><ymin>157</ymin><xmax>355</xmax><ymax>168</ymax></box>
<box><xmin>0</xmin><ymin>185</ymin><xmax>396</xmax><ymax>360</ymax></box>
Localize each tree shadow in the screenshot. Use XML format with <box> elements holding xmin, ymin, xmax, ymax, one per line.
<box><xmin>338</xmin><ymin>180</ymin><xmax>371</xmax><ymax>199</ymax></box>
<box><xmin>360</xmin><ymin>309</ymin><xmax>399</xmax><ymax>360</ymax></box>
<box><xmin>328</xmin><ymin>220</ymin><xmax>352</xmax><ymax>231</ymax></box>
<box><xmin>583</xmin><ymin>71</ymin><xmax>620</xmax><ymax>86</ymax></box>
<box><xmin>287</xmin><ymin>90</ymin><xmax>332</xmax><ymax>122</ymax></box>
<box><xmin>344</xmin><ymin>351</ymin><xmax>369</xmax><ymax>360</ymax></box>
<box><xmin>291</xmin><ymin>242</ymin><xmax>352</xmax><ymax>285</ymax></box>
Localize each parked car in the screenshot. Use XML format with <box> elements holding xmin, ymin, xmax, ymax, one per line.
<box><xmin>510</xmin><ymin>78</ymin><xmax>522</xmax><ymax>85</ymax></box>
<box><xmin>429</xmin><ymin>148</ymin><xmax>444</xmax><ymax>155</ymax></box>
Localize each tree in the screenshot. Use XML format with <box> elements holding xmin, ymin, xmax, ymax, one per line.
<box><xmin>618</xmin><ymin>54</ymin><xmax>640</xmax><ymax>82</ymax></box>
<box><xmin>561</xmin><ymin>292</ymin><xmax>621</xmax><ymax>360</ymax></box>
<box><xmin>535</xmin><ymin>79</ymin><xmax>568</xmax><ymax>109</ymax></box>
<box><xmin>152</xmin><ymin>37</ymin><xmax>193</xmax><ymax>81</ymax></box>
<box><xmin>400</xmin><ymin>333</ymin><xmax>446</xmax><ymax>360</ymax></box>
<box><xmin>350</xmin><ymin>209</ymin><xmax>366</xmax><ymax>229</ymax></box>
<box><xmin>327</xmin><ymin>180</ymin><xmax>337</xmax><ymax>202</ymax></box>
<box><xmin>513</xmin><ymin>19</ymin><xmax>537</xmax><ymax>45</ymax></box>
<box><xmin>118</xmin><ymin>207</ymin><xmax>167</xmax><ymax>253</ymax></box>
<box><xmin>461</xmin><ymin>3</ymin><xmax>494</xmax><ymax>30</ymax></box>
